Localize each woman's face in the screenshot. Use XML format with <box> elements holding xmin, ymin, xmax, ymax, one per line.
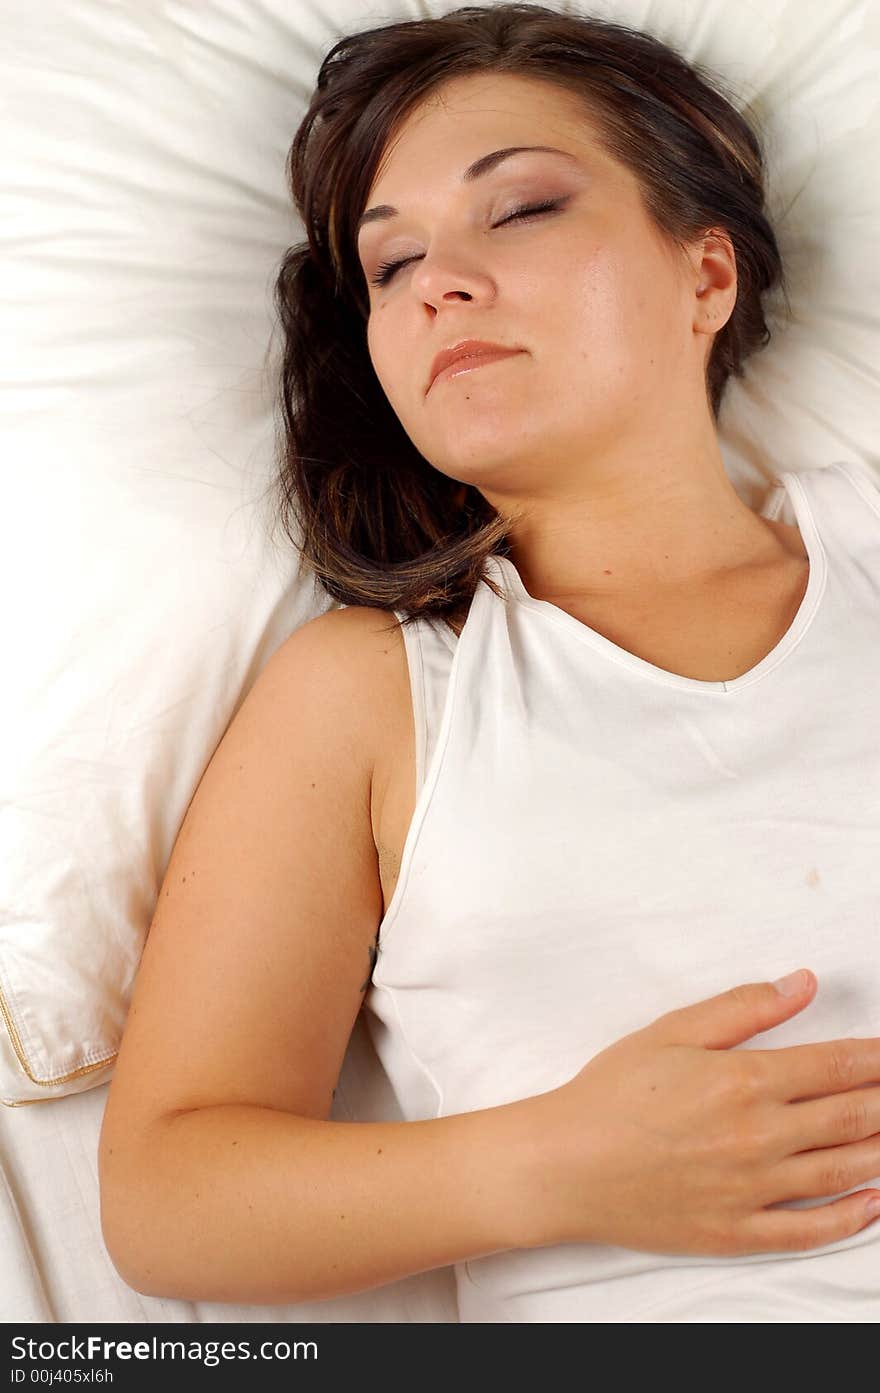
<box><xmin>357</xmin><ymin>72</ymin><xmax>728</xmax><ymax>511</ymax></box>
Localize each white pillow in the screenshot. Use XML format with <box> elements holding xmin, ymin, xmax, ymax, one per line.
<box><xmin>1</xmin><ymin>0</ymin><xmax>878</xmax><ymax>1107</ymax></box>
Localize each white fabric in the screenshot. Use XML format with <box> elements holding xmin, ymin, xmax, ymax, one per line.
<box><xmin>0</xmin><ymin>0</ymin><xmax>877</xmax><ymax>1324</ymax></box>
<box><xmin>366</xmin><ymin>461</ymin><xmax>880</xmax><ymax>1321</ymax></box>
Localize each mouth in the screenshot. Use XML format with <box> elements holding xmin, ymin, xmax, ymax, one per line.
<box><xmin>429</xmin><ymin>348</ymin><xmax>523</xmax><ymax>392</ymax></box>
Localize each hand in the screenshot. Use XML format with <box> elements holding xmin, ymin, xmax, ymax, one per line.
<box><xmin>527</xmin><ymin>970</ymin><xmax>880</xmax><ymax>1256</ymax></box>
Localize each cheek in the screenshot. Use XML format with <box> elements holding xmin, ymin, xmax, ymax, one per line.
<box><xmin>565</xmin><ymin>251</ymin><xmax>659</xmax><ymax>362</ymax></box>
<box><xmin>366</xmin><ymin>318</ymin><xmax>394</xmax><ymax>392</ymax></box>
<box><xmin>564</xmin><ymin>268</ymin><xmax>628</xmax><ymax>360</ymax></box>
<box><xmin>367</xmin><ymin>306</ymin><xmax>400</xmax><ymax>367</ymax></box>
<box><xmin>367</xmin><ymin>325</ymin><xmax>421</xmax><ymax>421</ymax></box>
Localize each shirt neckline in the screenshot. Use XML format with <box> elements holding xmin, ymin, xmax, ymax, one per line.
<box><xmin>484</xmin><ymin>470</ymin><xmax>827</xmax><ymax>695</ymax></box>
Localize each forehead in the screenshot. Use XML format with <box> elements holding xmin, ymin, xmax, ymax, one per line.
<box><xmin>368</xmin><ymin>72</ymin><xmax>614</xmax><ymax>192</ymax></box>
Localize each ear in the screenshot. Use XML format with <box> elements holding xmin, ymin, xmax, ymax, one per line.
<box><xmin>691</xmin><ymin>228</ymin><xmax>738</xmax><ymax>336</ymax></box>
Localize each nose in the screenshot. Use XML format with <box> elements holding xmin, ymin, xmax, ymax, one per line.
<box><xmin>409</xmin><ymin>251</ymin><xmax>494</xmax><ymax>309</ymax></box>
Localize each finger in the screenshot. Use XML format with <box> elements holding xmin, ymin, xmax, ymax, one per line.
<box><xmin>756</xmin><ymin>1037</ymin><xmax>880</xmax><ymax>1102</ymax></box>
<box><xmin>738</xmin><ymin>1188</ymin><xmax>880</xmax><ymax>1255</ymax></box>
<box><xmin>784</xmin><ymin>1090</ymin><xmax>880</xmax><ymax>1152</ymax></box>
<box><xmin>775</xmin><ymin>1137</ymin><xmax>880</xmax><ymax>1203</ymax></box>
<box><xmin>649</xmin><ymin>972</ymin><xmax>817</xmax><ymax>1051</ymax></box>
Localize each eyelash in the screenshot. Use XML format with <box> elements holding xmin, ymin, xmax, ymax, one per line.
<box><xmin>368</xmin><ymin>198</ymin><xmax>565</xmax><ymax>288</ymax></box>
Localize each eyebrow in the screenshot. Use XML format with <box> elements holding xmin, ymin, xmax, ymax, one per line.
<box><xmin>356</xmin><ymin>145</ymin><xmax>582</xmax><ymax>235</ymax></box>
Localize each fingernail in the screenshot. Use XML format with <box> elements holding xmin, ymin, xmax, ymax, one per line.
<box><xmin>865</xmin><ymin>1196</ymin><xmax>880</xmax><ymax>1219</ymax></box>
<box><xmin>773</xmin><ymin>969</ymin><xmax>807</xmax><ymax>996</ymax></box>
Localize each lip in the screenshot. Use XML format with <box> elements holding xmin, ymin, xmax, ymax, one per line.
<box><xmin>427</xmin><ymin>339</ymin><xmax>522</xmax><ymax>393</ymax></box>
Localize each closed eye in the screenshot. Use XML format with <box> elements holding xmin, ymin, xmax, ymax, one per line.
<box><xmin>367</xmin><ymin>197</ymin><xmax>567</xmax><ymax>288</ymax></box>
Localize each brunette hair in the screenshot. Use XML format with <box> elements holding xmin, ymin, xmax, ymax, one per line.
<box><xmin>268</xmin><ymin>2</ymin><xmax>788</xmax><ymax>634</ymax></box>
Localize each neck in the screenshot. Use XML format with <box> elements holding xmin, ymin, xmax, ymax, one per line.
<box><xmin>495</xmin><ymin>456</ymin><xmax>791</xmax><ymax>603</ymax></box>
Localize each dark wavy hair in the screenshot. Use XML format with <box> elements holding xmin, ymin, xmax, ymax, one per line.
<box><xmin>268</xmin><ymin>2</ymin><xmax>788</xmax><ymax>634</ymax></box>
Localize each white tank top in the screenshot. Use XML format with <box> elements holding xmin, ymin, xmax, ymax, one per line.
<box><xmin>362</xmin><ymin>460</ymin><xmax>880</xmax><ymax>1322</ymax></box>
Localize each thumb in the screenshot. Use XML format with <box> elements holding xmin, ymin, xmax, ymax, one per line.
<box><xmin>648</xmin><ymin>969</ymin><xmax>817</xmax><ymax>1050</ymax></box>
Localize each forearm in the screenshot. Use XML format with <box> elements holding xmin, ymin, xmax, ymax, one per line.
<box><xmin>99</xmin><ymin>1098</ymin><xmax>545</xmax><ymax>1305</ymax></box>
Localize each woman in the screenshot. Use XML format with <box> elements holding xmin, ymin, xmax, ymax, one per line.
<box><xmin>98</xmin><ymin>4</ymin><xmax>880</xmax><ymax>1320</ymax></box>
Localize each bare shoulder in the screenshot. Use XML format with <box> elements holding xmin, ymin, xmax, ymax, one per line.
<box><xmin>283</xmin><ymin>604</ymin><xmax>463</xmax><ymax>787</ymax></box>
<box><xmin>292</xmin><ymin>602</ymin><xmax>407</xmax><ymax>656</ymax></box>
<box><xmin>287</xmin><ymin>603</ymin><xmax>410</xmax><ymax>693</ymax></box>
<box><xmin>279</xmin><ymin>604</ymin><xmax>412</xmax><ymax>774</ymax></box>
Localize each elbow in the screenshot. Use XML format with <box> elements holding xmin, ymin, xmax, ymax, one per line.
<box><xmin>98</xmin><ymin>1177</ymin><xmax>166</xmax><ymax>1299</ymax></box>
<box><xmin>100</xmin><ymin>1194</ymin><xmax>202</xmax><ymax>1302</ymax></box>
<box><xmin>102</xmin><ymin>1237</ymin><xmax>163</xmax><ymax>1300</ymax></box>
<box><xmin>98</xmin><ymin>1140</ymin><xmax>245</xmax><ymax>1305</ymax></box>
<box><xmin>98</xmin><ymin>1133</ymin><xmax>176</xmax><ymax>1299</ymax></box>
<box><xmin>99</xmin><ymin>1096</ymin><xmax>183</xmax><ymax>1296</ymax></box>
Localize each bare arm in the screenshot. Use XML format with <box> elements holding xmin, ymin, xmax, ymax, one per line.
<box><xmin>98</xmin><ymin>607</ymin><xmax>539</xmax><ymax>1302</ymax></box>
<box><xmin>101</xmin><ymin>1098</ymin><xmax>541</xmax><ymax>1304</ymax></box>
